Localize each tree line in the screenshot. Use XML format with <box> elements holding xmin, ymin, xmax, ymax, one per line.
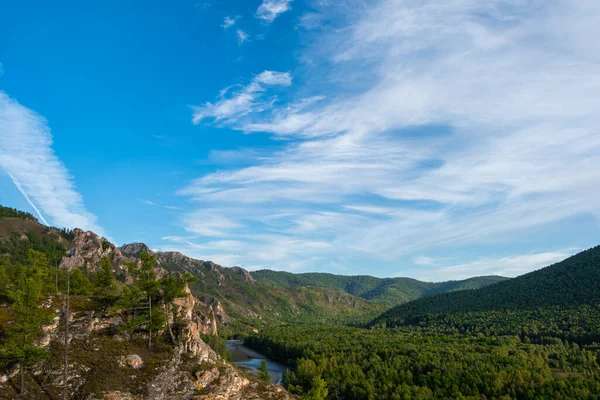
<box><xmin>246</xmin><ymin>321</ymin><xmax>600</xmax><ymax>400</ymax></box>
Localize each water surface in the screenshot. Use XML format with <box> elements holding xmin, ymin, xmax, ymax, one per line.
<box><xmin>226</xmin><ymin>340</ymin><xmax>289</xmax><ymax>384</ymax></box>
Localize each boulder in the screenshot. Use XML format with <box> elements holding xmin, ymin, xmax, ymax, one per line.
<box><xmin>117</xmin><ymin>354</ymin><xmax>144</xmax><ymax>369</ymax></box>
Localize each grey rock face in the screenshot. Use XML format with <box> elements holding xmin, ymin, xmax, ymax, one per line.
<box><xmin>119</xmin><ymin>242</ymin><xmax>153</xmax><ymax>257</ymax></box>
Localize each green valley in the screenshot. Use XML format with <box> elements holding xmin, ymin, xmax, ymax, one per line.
<box><xmin>2</xmin><ymin>204</ymin><xmax>600</xmax><ymax>400</ymax></box>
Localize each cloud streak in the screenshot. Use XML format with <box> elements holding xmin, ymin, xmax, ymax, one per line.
<box><xmin>236</xmin><ymin>29</ymin><xmax>249</xmax><ymax>45</ymax></box>
<box><xmin>403</xmin><ymin>250</ymin><xmax>577</xmax><ymax>281</ymax></box>
<box><xmin>183</xmin><ymin>0</ymin><xmax>600</xmax><ymax>277</ymax></box>
<box><xmin>191</xmin><ymin>70</ymin><xmax>291</xmax><ymax>124</ymax></box>
<box><xmin>0</xmin><ymin>91</ymin><xmax>104</xmax><ymax>234</ymax></box>
<box><xmin>256</xmin><ymin>0</ymin><xmax>292</xmax><ymax>23</ymax></box>
<box><xmin>222</xmin><ymin>16</ymin><xmax>236</xmax><ymax>29</ymax></box>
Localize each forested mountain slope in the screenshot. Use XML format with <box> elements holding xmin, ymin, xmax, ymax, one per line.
<box><xmin>247</xmin><ymin>247</ymin><xmax>600</xmax><ymax>399</ymax></box>
<box><xmin>252</xmin><ymin>270</ymin><xmax>508</xmax><ymax>306</ymax></box>
<box><xmin>371</xmin><ymin>245</ymin><xmax>600</xmax><ymax>327</ymax></box>
<box><xmin>0</xmin><ymin>206</ymin><xmax>385</xmax><ymax>331</ymax></box>
<box><xmin>0</xmin><ymin>205</ymin><xmax>292</xmax><ymax>399</ymax></box>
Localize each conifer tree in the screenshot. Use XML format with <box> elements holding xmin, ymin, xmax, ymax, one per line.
<box><xmin>0</xmin><ymin>264</ymin><xmax>51</xmax><ymax>395</ymax></box>
<box><xmin>95</xmin><ymin>257</ymin><xmax>115</xmax><ymax>311</ymax></box>
<box><xmin>138</xmin><ymin>251</ymin><xmax>161</xmax><ymax>349</ymax></box>
<box><xmin>258</xmin><ymin>359</ymin><xmax>270</xmax><ymax>382</ymax></box>
<box><xmin>160</xmin><ymin>275</ymin><xmax>187</xmax><ymax>343</ymax></box>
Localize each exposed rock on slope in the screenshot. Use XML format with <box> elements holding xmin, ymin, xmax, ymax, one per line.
<box><xmin>0</xmin><ymin>279</ymin><xmax>292</xmax><ymax>399</ymax></box>
<box><xmin>172</xmin><ymin>284</ymin><xmax>218</xmax><ymax>339</ymax></box>
<box><xmin>231</xmin><ymin>266</ymin><xmax>254</xmax><ymax>282</ymax></box>
<box><xmin>120</xmin><ymin>242</ymin><xmax>153</xmax><ymax>258</ymax></box>
<box><xmin>60</xmin><ymin>229</ymin><xmax>136</xmax><ymax>276</ymax></box>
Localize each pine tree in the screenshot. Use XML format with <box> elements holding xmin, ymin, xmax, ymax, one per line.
<box><xmin>160</xmin><ymin>275</ymin><xmax>188</xmax><ymax>343</ymax></box>
<box><xmin>305</xmin><ymin>376</ymin><xmax>328</xmax><ymax>400</ymax></box>
<box><xmin>0</xmin><ymin>264</ymin><xmax>51</xmax><ymax>395</ymax></box>
<box><xmin>138</xmin><ymin>251</ymin><xmax>161</xmax><ymax>349</ymax></box>
<box><xmin>258</xmin><ymin>359</ymin><xmax>270</xmax><ymax>382</ymax></box>
<box><xmin>95</xmin><ymin>257</ymin><xmax>115</xmax><ymax>311</ymax></box>
<box><xmin>0</xmin><ymin>257</ymin><xmax>9</xmax><ymax>298</ymax></box>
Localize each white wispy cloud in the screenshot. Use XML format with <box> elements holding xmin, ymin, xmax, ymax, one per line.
<box><xmin>256</xmin><ymin>0</ymin><xmax>292</xmax><ymax>23</ymax></box>
<box><xmin>0</xmin><ymin>91</ymin><xmax>104</xmax><ymax>234</ymax></box>
<box><xmin>402</xmin><ymin>250</ymin><xmax>577</xmax><ymax>281</ymax></box>
<box><xmin>183</xmin><ymin>0</ymin><xmax>600</xmax><ymax>277</ymax></box>
<box><xmin>180</xmin><ymin>209</ymin><xmax>242</xmax><ymax>237</ymax></box>
<box><xmin>222</xmin><ymin>16</ymin><xmax>236</xmax><ymax>29</ymax></box>
<box><xmin>160</xmin><ymin>231</ymin><xmax>329</xmax><ymax>272</ymax></box>
<box><xmin>297</xmin><ymin>12</ymin><xmax>323</xmax><ymax>30</ymax></box>
<box><xmin>191</xmin><ymin>70</ymin><xmax>291</xmax><ymax>124</ymax></box>
<box><xmin>236</xmin><ymin>29</ymin><xmax>249</xmax><ymax>45</ymax></box>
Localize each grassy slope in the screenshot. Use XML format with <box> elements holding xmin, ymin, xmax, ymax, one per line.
<box><xmin>171</xmin><ymin>262</ymin><xmax>387</xmax><ymax>327</ymax></box>
<box><xmin>252</xmin><ymin>270</ymin><xmax>509</xmax><ymax>306</ymax></box>
<box><xmin>371</xmin><ymin>245</ymin><xmax>600</xmax><ymax>327</ymax></box>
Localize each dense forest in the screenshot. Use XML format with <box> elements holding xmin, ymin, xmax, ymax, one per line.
<box><xmin>371</xmin><ymin>245</ymin><xmax>600</xmax><ymax>327</ymax></box>
<box><xmin>252</xmin><ymin>270</ymin><xmax>508</xmax><ymax>306</ymax></box>
<box><xmin>244</xmin><ymin>246</ymin><xmax>600</xmax><ymax>399</ymax></box>
<box><xmin>247</xmin><ymin>324</ymin><xmax>600</xmax><ymax>399</ymax></box>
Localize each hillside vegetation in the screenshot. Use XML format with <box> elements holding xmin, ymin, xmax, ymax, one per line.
<box><xmin>371</xmin><ymin>245</ymin><xmax>600</xmax><ymax>327</ymax></box>
<box><xmin>0</xmin><ymin>206</ymin><xmax>385</xmax><ymax>332</ymax></box>
<box><xmin>0</xmin><ymin>206</ymin><xmax>36</xmax><ymax>220</ymax></box>
<box><xmin>246</xmin><ymin>248</ymin><xmax>600</xmax><ymax>399</ymax></box>
<box><xmin>0</xmin><ymin>205</ymin><xmax>292</xmax><ymax>399</ymax></box>
<box><xmin>252</xmin><ymin>270</ymin><xmax>508</xmax><ymax>306</ymax></box>
<box><xmin>187</xmin><ymin>270</ymin><xmax>388</xmax><ymax>329</ymax></box>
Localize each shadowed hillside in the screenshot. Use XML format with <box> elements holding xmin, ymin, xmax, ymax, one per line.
<box><xmin>371</xmin><ymin>245</ymin><xmax>600</xmax><ymax>327</ymax></box>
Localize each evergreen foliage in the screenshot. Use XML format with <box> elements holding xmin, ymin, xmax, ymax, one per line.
<box><xmin>0</xmin><ymin>262</ymin><xmax>52</xmax><ymax>394</ymax></box>
<box><xmin>371</xmin><ymin>245</ymin><xmax>600</xmax><ymax>327</ymax></box>
<box><xmin>0</xmin><ymin>205</ymin><xmax>36</xmax><ymax>221</ymax></box>
<box><xmin>258</xmin><ymin>359</ymin><xmax>270</xmax><ymax>382</ymax></box>
<box><xmin>247</xmin><ymin>324</ymin><xmax>600</xmax><ymax>400</ymax></box>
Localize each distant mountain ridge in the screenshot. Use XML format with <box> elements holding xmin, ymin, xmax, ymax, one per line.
<box><xmin>252</xmin><ymin>270</ymin><xmax>509</xmax><ymax>306</ymax></box>
<box><xmin>371</xmin><ymin>245</ymin><xmax>600</xmax><ymax>327</ymax></box>
<box><xmin>0</xmin><ymin>205</ymin><xmax>386</xmax><ymax>329</ymax></box>
<box><xmin>0</xmin><ymin>204</ymin><xmax>508</xmax><ymax>329</ymax></box>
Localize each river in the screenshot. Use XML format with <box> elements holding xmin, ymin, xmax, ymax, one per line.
<box><xmin>226</xmin><ymin>340</ymin><xmax>289</xmax><ymax>385</ymax></box>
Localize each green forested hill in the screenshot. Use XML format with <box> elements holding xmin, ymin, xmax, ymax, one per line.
<box><xmin>252</xmin><ymin>269</ymin><xmax>508</xmax><ymax>306</ymax></box>
<box><xmin>247</xmin><ymin>246</ymin><xmax>600</xmax><ymax>399</ymax></box>
<box><xmin>371</xmin><ymin>245</ymin><xmax>600</xmax><ymax>327</ymax></box>
<box><xmin>0</xmin><ymin>205</ymin><xmax>385</xmax><ymax>329</ymax></box>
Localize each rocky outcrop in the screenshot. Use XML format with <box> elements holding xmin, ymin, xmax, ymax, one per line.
<box><xmin>146</xmin><ymin>346</ymin><xmax>196</xmax><ymax>399</ymax></box>
<box><xmin>152</xmin><ymin>252</ymin><xmax>231</xmax><ymax>283</ymax></box>
<box><xmin>231</xmin><ymin>266</ymin><xmax>254</xmax><ymax>282</ymax></box>
<box><xmin>173</xmin><ymin>285</ymin><xmax>219</xmax><ymax>350</ymax></box>
<box><xmin>60</xmin><ymin>229</ymin><xmax>137</xmax><ymax>277</ymax></box>
<box><xmin>199</xmin><ymin>297</ymin><xmax>231</xmax><ymax>325</ymax></box>
<box><xmin>193</xmin><ymin>363</ymin><xmax>294</xmax><ymax>400</ymax></box>
<box><xmin>119</xmin><ymin>242</ymin><xmax>153</xmax><ymax>257</ymax></box>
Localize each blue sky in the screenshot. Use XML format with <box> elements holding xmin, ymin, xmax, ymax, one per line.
<box><xmin>1</xmin><ymin>0</ymin><xmax>599</xmax><ymax>280</ymax></box>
